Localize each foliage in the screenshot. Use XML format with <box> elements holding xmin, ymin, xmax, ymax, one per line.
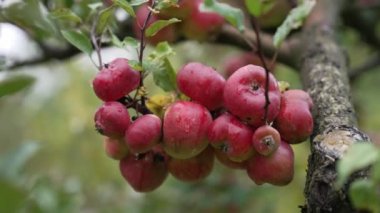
<box><xmin>337</xmin><ymin>143</ymin><xmax>380</xmax><ymax>213</ymax></box>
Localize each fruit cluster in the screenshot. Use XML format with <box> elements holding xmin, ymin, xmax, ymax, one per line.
<box><xmin>92</xmin><ymin>58</ymin><xmax>313</xmax><ymax>192</ymax></box>
<box><xmin>133</xmin><ymin>0</ymin><xmax>225</xmax><ymax>44</ymax></box>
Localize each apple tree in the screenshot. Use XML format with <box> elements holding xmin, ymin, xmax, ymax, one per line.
<box><xmin>1</xmin><ymin>0</ymin><xmax>379</xmax><ymax>212</ymax></box>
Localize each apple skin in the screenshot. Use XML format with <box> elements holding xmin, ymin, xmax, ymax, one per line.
<box><xmin>104</xmin><ymin>137</ymin><xmax>129</xmax><ymax>160</ymax></box>
<box><xmin>134</xmin><ymin>4</ymin><xmax>177</xmax><ymax>45</ymax></box>
<box><xmin>125</xmin><ymin>114</ymin><xmax>162</xmax><ymax>154</ymax></box>
<box><xmin>163</xmin><ymin>101</ymin><xmax>212</xmax><ymax>159</ymax></box>
<box><xmin>214</xmin><ymin>149</ymin><xmax>246</xmax><ymax>170</ymax></box>
<box><xmin>93</xmin><ymin>58</ymin><xmax>140</xmax><ymax>102</ymax></box>
<box><xmin>181</xmin><ymin>0</ymin><xmax>224</xmax><ymax>40</ymax></box>
<box><xmin>177</xmin><ymin>62</ymin><xmax>226</xmax><ymax>110</ymax></box>
<box><xmin>94</xmin><ymin>102</ymin><xmax>131</xmax><ymax>139</ymax></box>
<box><xmin>274</xmin><ymin>93</ymin><xmax>313</xmax><ymax>144</ymax></box>
<box><xmin>119</xmin><ymin>146</ymin><xmax>169</xmax><ymax>192</ymax></box>
<box><xmin>168</xmin><ymin>146</ymin><xmax>214</xmax><ymax>182</ymax></box>
<box><xmin>246</xmin><ymin>141</ymin><xmax>294</xmax><ymax>186</ymax></box>
<box><xmin>208</xmin><ymin>112</ymin><xmax>255</xmax><ymax>162</ymax></box>
<box><xmin>252</xmin><ymin>125</ymin><xmax>281</xmax><ymax>156</ymax></box>
<box><xmin>223</xmin><ymin>65</ymin><xmax>281</xmax><ymax>128</ymax></box>
<box><xmin>281</xmin><ymin>89</ymin><xmax>313</xmax><ymax>110</ymax></box>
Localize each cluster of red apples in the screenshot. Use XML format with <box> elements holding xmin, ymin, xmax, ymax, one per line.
<box><xmin>92</xmin><ymin>57</ymin><xmax>313</xmax><ymax>192</ymax></box>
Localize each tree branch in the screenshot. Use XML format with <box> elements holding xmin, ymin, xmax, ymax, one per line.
<box><xmin>216</xmin><ymin>24</ymin><xmax>300</xmax><ymax>69</ymax></box>
<box><xmin>300</xmin><ymin>0</ymin><xmax>370</xmax><ymax>212</ymax></box>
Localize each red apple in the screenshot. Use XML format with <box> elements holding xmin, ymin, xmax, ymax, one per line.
<box><xmin>93</xmin><ymin>58</ymin><xmax>140</xmax><ymax>102</ymax></box>
<box><xmin>252</xmin><ymin>125</ymin><xmax>281</xmax><ymax>156</ymax></box>
<box><xmin>208</xmin><ymin>112</ymin><xmax>255</xmax><ymax>162</ymax></box>
<box><xmin>223</xmin><ymin>65</ymin><xmax>281</xmax><ymax>127</ymax></box>
<box><xmin>168</xmin><ymin>146</ymin><xmax>214</xmax><ymax>182</ymax></box>
<box><xmin>125</xmin><ymin>114</ymin><xmax>162</xmax><ymax>154</ymax></box>
<box><xmin>181</xmin><ymin>0</ymin><xmax>224</xmax><ymax>40</ymax></box>
<box><xmin>119</xmin><ymin>146</ymin><xmax>169</xmax><ymax>192</ymax></box>
<box><xmin>274</xmin><ymin>93</ymin><xmax>313</xmax><ymax>144</ymax></box>
<box><xmin>246</xmin><ymin>141</ymin><xmax>294</xmax><ymax>186</ymax></box>
<box><xmin>163</xmin><ymin>101</ymin><xmax>212</xmax><ymax>159</ymax></box>
<box><xmin>104</xmin><ymin>137</ymin><xmax>129</xmax><ymax>160</ymax></box>
<box><xmin>177</xmin><ymin>62</ymin><xmax>225</xmax><ymax>110</ymax></box>
<box><xmin>282</xmin><ymin>89</ymin><xmax>313</xmax><ymax>110</ymax></box>
<box><xmin>95</xmin><ymin>102</ymin><xmax>131</xmax><ymax>138</ymax></box>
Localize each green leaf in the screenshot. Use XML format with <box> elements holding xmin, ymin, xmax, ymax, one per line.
<box><xmin>155</xmin><ymin>0</ymin><xmax>178</xmax><ymax>10</ymax></box>
<box><xmin>129</xmin><ymin>0</ymin><xmax>149</xmax><ymax>6</ymax></box>
<box><xmin>145</xmin><ymin>42</ymin><xmax>177</xmax><ymax>92</ymax></box>
<box><xmin>0</xmin><ymin>75</ymin><xmax>35</xmax><ymax>97</ymax></box>
<box><xmin>110</xmin><ymin>31</ymin><xmax>124</xmax><ymax>48</ymax></box>
<box><xmin>337</xmin><ymin>143</ymin><xmax>379</xmax><ymax>187</ymax></box>
<box><xmin>349</xmin><ymin>180</ymin><xmax>380</xmax><ymax>213</ymax></box>
<box><xmin>145</xmin><ymin>18</ymin><xmax>181</xmax><ymax>37</ymax></box>
<box><xmin>0</xmin><ymin>142</ymin><xmax>40</xmax><ymax>180</ymax></box>
<box><xmin>123</xmin><ymin>37</ymin><xmax>140</xmax><ymax>48</ymax></box>
<box><xmin>49</xmin><ymin>8</ymin><xmax>82</xmax><ymax>24</ymax></box>
<box><xmin>88</xmin><ymin>2</ymin><xmax>103</xmax><ymax>11</ymax></box>
<box><xmin>2</xmin><ymin>0</ymin><xmax>58</xmax><ymax>39</ymax></box>
<box><xmin>96</xmin><ymin>6</ymin><xmax>116</xmax><ymax>34</ymax></box>
<box><xmin>113</xmin><ymin>0</ymin><xmax>136</xmax><ymax>17</ymax></box>
<box><xmin>202</xmin><ymin>0</ymin><xmax>245</xmax><ymax>32</ymax></box>
<box><xmin>61</xmin><ymin>30</ymin><xmax>93</xmax><ymax>55</ymax></box>
<box><xmin>273</xmin><ymin>0</ymin><xmax>316</xmax><ymax>48</ymax></box>
<box><xmin>128</xmin><ymin>60</ymin><xmax>143</xmax><ymax>71</ymax></box>
<box><xmin>0</xmin><ymin>179</ymin><xmax>30</xmax><ymax>212</ymax></box>
<box><xmin>371</xmin><ymin>160</ymin><xmax>380</xmax><ymax>183</ymax></box>
<box><xmin>244</xmin><ymin>0</ymin><xmax>275</xmax><ymax>17</ymax></box>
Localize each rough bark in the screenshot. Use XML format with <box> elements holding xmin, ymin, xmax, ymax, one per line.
<box><xmin>300</xmin><ymin>0</ymin><xmax>370</xmax><ymax>212</ymax></box>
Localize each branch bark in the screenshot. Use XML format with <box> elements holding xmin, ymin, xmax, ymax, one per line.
<box><xmin>300</xmin><ymin>0</ymin><xmax>370</xmax><ymax>212</ymax></box>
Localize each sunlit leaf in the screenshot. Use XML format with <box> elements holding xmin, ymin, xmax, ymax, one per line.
<box><xmin>349</xmin><ymin>179</ymin><xmax>380</xmax><ymax>213</ymax></box>
<box><xmin>61</xmin><ymin>30</ymin><xmax>93</xmax><ymax>55</ymax></box>
<box><xmin>155</xmin><ymin>0</ymin><xmax>178</xmax><ymax>10</ymax></box>
<box><xmin>202</xmin><ymin>0</ymin><xmax>245</xmax><ymax>32</ymax></box>
<box><xmin>129</xmin><ymin>0</ymin><xmax>149</xmax><ymax>6</ymax></box>
<box><xmin>273</xmin><ymin>0</ymin><xmax>316</xmax><ymax>48</ymax></box>
<box><xmin>244</xmin><ymin>0</ymin><xmax>275</xmax><ymax>17</ymax></box>
<box><xmin>145</xmin><ymin>18</ymin><xmax>181</xmax><ymax>37</ymax></box>
<box><xmin>0</xmin><ymin>75</ymin><xmax>35</xmax><ymax>97</ymax></box>
<box><xmin>337</xmin><ymin>143</ymin><xmax>379</xmax><ymax>186</ymax></box>
<box><xmin>113</xmin><ymin>0</ymin><xmax>136</xmax><ymax>17</ymax></box>
<box><xmin>88</xmin><ymin>2</ymin><xmax>103</xmax><ymax>10</ymax></box>
<box><xmin>123</xmin><ymin>37</ymin><xmax>140</xmax><ymax>48</ymax></box>
<box><xmin>96</xmin><ymin>6</ymin><xmax>116</xmax><ymax>34</ymax></box>
<box><xmin>49</xmin><ymin>8</ymin><xmax>82</xmax><ymax>24</ymax></box>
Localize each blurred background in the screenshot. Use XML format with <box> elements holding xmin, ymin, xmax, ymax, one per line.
<box><xmin>1</xmin><ymin>0</ymin><xmax>380</xmax><ymax>212</ymax></box>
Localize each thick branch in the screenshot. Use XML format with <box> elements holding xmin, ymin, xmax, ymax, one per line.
<box><xmin>301</xmin><ymin>0</ymin><xmax>370</xmax><ymax>212</ymax></box>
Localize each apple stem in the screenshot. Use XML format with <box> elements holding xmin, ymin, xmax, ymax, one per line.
<box><xmin>251</xmin><ymin>17</ymin><xmax>271</xmax><ymax>125</ymax></box>
<box><xmin>136</xmin><ymin>0</ymin><xmax>156</xmax><ymax>114</ymax></box>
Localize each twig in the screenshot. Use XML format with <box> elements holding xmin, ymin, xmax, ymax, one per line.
<box><xmin>251</xmin><ymin>17</ymin><xmax>271</xmax><ymax>125</ymax></box>
<box><xmin>91</xmin><ymin>15</ymin><xmax>103</xmax><ymax>70</ymax></box>
<box><xmin>349</xmin><ymin>52</ymin><xmax>380</xmax><ymax>81</ymax></box>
